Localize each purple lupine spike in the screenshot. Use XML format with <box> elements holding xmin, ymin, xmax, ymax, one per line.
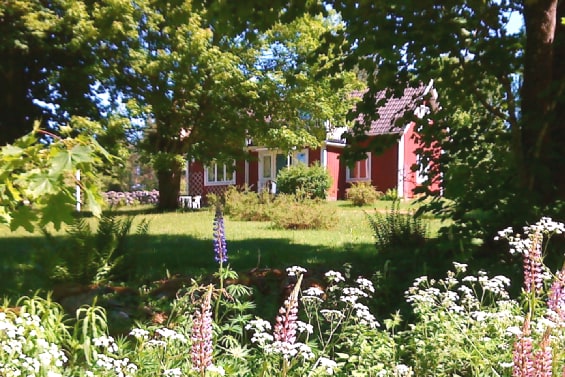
<box><xmin>513</xmin><ymin>315</ymin><xmax>534</xmax><ymax>377</ymax></box>
<box><xmin>548</xmin><ymin>268</ymin><xmax>565</xmax><ymax>323</ymax></box>
<box><xmin>273</xmin><ymin>274</ymin><xmax>303</xmax><ymax>346</ymax></box>
<box><xmin>523</xmin><ymin>232</ymin><xmax>544</xmax><ymax>294</ymax></box>
<box><xmin>533</xmin><ymin>330</ymin><xmax>553</xmax><ymax>377</ymax></box>
<box><xmin>213</xmin><ymin>207</ymin><xmax>228</xmax><ymax>264</ymax></box>
<box><xmin>191</xmin><ymin>285</ymin><xmax>214</xmax><ymax>374</ymax></box>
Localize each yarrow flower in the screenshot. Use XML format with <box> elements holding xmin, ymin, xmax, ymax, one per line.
<box><xmin>286</xmin><ymin>266</ymin><xmax>307</xmax><ymax>277</ymax></box>
<box><xmin>325</xmin><ymin>270</ymin><xmax>345</xmax><ymax>283</ymax></box>
<box><xmin>213</xmin><ymin>207</ymin><xmax>228</xmax><ymax>263</ymax></box>
<box><xmin>191</xmin><ymin>285</ymin><xmax>214</xmax><ymax>374</ymax></box>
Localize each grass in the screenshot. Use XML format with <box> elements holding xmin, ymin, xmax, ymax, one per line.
<box><xmin>0</xmin><ymin>199</ymin><xmax>451</xmax><ymax>320</ymax></box>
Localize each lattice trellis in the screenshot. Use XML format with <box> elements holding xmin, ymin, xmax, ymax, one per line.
<box><xmin>189</xmin><ymin>171</ymin><xmax>204</xmax><ymax>195</ymax></box>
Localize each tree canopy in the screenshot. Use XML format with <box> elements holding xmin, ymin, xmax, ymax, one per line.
<box><xmin>319</xmin><ymin>0</ymin><xmax>564</xmax><ymax>243</ymax></box>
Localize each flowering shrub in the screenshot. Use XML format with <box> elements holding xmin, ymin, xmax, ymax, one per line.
<box><xmin>103</xmin><ymin>190</ymin><xmax>160</xmax><ymax>207</ymax></box>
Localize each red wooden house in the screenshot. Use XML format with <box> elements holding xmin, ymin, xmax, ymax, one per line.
<box><xmin>185</xmin><ymin>80</ymin><xmax>440</xmax><ymax>202</ymax></box>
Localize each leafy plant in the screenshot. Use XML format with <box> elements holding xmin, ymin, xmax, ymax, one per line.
<box><xmin>365</xmin><ymin>199</ymin><xmax>428</xmax><ymax>252</ymax></box>
<box><xmin>382</xmin><ymin>188</ymin><xmax>399</xmax><ymax>201</ymax></box>
<box><xmin>269</xmin><ymin>194</ymin><xmax>335</xmax><ymax>230</ymax></box>
<box><xmin>220</xmin><ymin>185</ymin><xmax>274</xmax><ymax>221</ymax></box>
<box><xmin>345</xmin><ymin>182</ymin><xmax>382</xmax><ymax>206</ymax></box>
<box><xmin>40</xmin><ymin>214</ymin><xmax>150</xmax><ymax>285</ymax></box>
<box><xmin>276</xmin><ymin>162</ymin><xmax>331</xmax><ymax>200</ymax></box>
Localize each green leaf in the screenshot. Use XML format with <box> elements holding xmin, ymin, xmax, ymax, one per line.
<box><xmin>84</xmin><ymin>187</ymin><xmax>102</xmax><ymax>218</ymax></box>
<box><xmin>1</xmin><ymin>145</ymin><xmax>23</xmax><ymax>157</ymax></box>
<box><xmin>70</xmin><ymin>145</ymin><xmax>94</xmax><ymax>164</ymax></box>
<box><xmin>27</xmin><ymin>173</ymin><xmax>59</xmax><ymax>197</ymax></box>
<box><xmin>9</xmin><ymin>205</ymin><xmax>38</xmax><ymax>232</ymax></box>
<box><xmin>50</xmin><ymin>145</ymin><xmax>93</xmax><ymax>176</ymax></box>
<box><xmin>50</xmin><ymin>149</ymin><xmax>73</xmax><ymax>176</ymax></box>
<box><xmin>39</xmin><ymin>192</ymin><xmax>76</xmax><ymax>231</ymax></box>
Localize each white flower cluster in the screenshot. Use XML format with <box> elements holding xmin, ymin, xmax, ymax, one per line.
<box><xmin>0</xmin><ymin>312</ymin><xmax>68</xmax><ymax>376</ymax></box>
<box><xmin>245</xmin><ymin>318</ymin><xmax>314</xmax><ymax>360</ymax></box>
<box><xmin>287</xmin><ymin>266</ymin><xmax>307</xmax><ymax>276</ymax></box>
<box><xmin>325</xmin><ymin>270</ymin><xmax>345</xmax><ymax>284</ymax></box>
<box><xmin>163</xmin><ymin>367</ymin><xmax>183</xmax><ymax>377</ymax></box>
<box><xmin>353</xmin><ymin>303</ymin><xmax>380</xmax><ymax>328</ymax></box>
<box><xmin>406</xmin><ymin>262</ymin><xmax>515</xmax><ymax>316</ymax></box>
<box><xmin>90</xmin><ymin>335</ymin><xmax>138</xmax><ymax>377</ymax></box>
<box><xmin>316</xmin><ymin>357</ymin><xmax>338</xmax><ymax>375</ymax></box>
<box><xmin>129</xmin><ymin>326</ymin><xmax>186</xmax><ymax>348</ymax></box>
<box><xmin>94</xmin><ymin>353</ymin><xmax>138</xmax><ymax>377</ymax></box>
<box><xmin>495</xmin><ymin>217</ymin><xmax>565</xmax><ymax>255</ymax></box>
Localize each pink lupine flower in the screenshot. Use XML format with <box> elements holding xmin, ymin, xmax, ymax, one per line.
<box><xmin>523</xmin><ymin>232</ymin><xmax>544</xmax><ymax>294</ymax></box>
<box><xmin>274</xmin><ymin>274</ymin><xmax>303</xmax><ymax>347</ymax></box>
<box><xmin>547</xmin><ymin>268</ymin><xmax>565</xmax><ymax>322</ymax></box>
<box><xmin>513</xmin><ymin>315</ymin><xmax>534</xmax><ymax>377</ymax></box>
<box><xmin>533</xmin><ymin>331</ymin><xmax>553</xmax><ymax>377</ymax></box>
<box><xmin>191</xmin><ymin>285</ymin><xmax>214</xmax><ymax>375</ymax></box>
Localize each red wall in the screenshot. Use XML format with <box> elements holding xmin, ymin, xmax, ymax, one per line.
<box><xmin>325</xmin><ymin>145</ymin><xmax>344</xmax><ymax>200</ymax></box>
<box><xmin>371</xmin><ymin>143</ymin><xmax>399</xmax><ymax>194</ymax></box>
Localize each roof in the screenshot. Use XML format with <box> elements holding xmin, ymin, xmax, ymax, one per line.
<box><xmin>354</xmin><ymin>79</ymin><xmax>436</xmax><ymax>136</ymax></box>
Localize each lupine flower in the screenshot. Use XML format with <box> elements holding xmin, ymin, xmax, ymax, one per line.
<box><xmin>512</xmin><ymin>315</ymin><xmax>534</xmax><ymax>377</ymax></box>
<box><xmin>533</xmin><ymin>330</ymin><xmax>553</xmax><ymax>377</ymax></box>
<box><xmin>523</xmin><ymin>231</ymin><xmax>544</xmax><ymax>294</ymax></box>
<box><xmin>213</xmin><ymin>207</ymin><xmax>228</xmax><ymax>264</ymax></box>
<box><xmin>547</xmin><ymin>268</ymin><xmax>565</xmax><ymax>322</ymax></box>
<box><xmin>191</xmin><ymin>285</ymin><xmax>214</xmax><ymax>374</ymax></box>
<box><xmin>273</xmin><ymin>274</ymin><xmax>303</xmax><ymax>352</ymax></box>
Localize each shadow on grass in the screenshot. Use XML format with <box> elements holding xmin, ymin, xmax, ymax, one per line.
<box><xmin>0</xmin><ymin>230</ymin><xmax>463</xmax><ymax>323</ymax></box>
<box><xmin>0</xmin><ymin>233</ymin><xmax>375</xmax><ymax>295</ymax></box>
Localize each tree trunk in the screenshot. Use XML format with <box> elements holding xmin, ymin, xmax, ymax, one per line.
<box><xmin>521</xmin><ymin>0</ymin><xmax>565</xmax><ymax>204</ymax></box>
<box><xmin>157</xmin><ymin>166</ymin><xmax>182</xmax><ymax>211</ymax></box>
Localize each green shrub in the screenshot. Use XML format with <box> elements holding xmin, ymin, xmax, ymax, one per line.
<box><xmin>382</xmin><ymin>188</ymin><xmax>399</xmax><ymax>201</ymax></box>
<box><xmin>366</xmin><ymin>199</ymin><xmax>428</xmax><ymax>252</ymax></box>
<box><xmin>346</xmin><ymin>182</ymin><xmax>382</xmax><ymax>206</ymax></box>
<box><xmin>269</xmin><ymin>194</ymin><xmax>335</xmax><ymax>230</ymax></box>
<box><xmin>221</xmin><ymin>185</ymin><xmax>273</xmax><ymax>221</ymax></box>
<box><xmin>276</xmin><ymin>162</ymin><xmax>331</xmax><ymax>200</ymax></box>
<box><xmin>39</xmin><ymin>214</ymin><xmax>150</xmax><ymax>285</ymax></box>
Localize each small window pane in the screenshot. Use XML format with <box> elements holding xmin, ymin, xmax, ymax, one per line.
<box><xmin>207</xmin><ymin>165</ymin><xmax>216</xmax><ymax>182</ymax></box>
<box><xmin>263</xmin><ymin>156</ymin><xmax>272</xmax><ymax>178</ymax></box>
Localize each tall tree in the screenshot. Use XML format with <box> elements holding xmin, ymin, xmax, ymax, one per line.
<box><xmin>321</xmin><ymin>0</ymin><xmax>565</xmax><ymax>241</ymax></box>
<box><xmin>96</xmin><ymin>1</ymin><xmax>361</xmax><ymax>210</ymax></box>
<box><xmin>0</xmin><ymin>0</ymin><xmax>102</xmax><ymax>145</ymax></box>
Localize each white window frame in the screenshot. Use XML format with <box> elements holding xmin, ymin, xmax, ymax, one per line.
<box><xmin>346</xmin><ymin>152</ymin><xmax>371</xmax><ymax>182</ymax></box>
<box><xmin>204</xmin><ymin>161</ymin><xmax>236</xmax><ymax>186</ymax></box>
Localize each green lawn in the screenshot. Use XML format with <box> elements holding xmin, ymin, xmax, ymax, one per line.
<box><xmin>0</xmin><ymin>199</ymin><xmax>450</xmax><ymax>314</ymax></box>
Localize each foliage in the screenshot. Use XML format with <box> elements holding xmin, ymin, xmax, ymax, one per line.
<box><xmin>38</xmin><ymin>214</ymin><xmax>150</xmax><ymax>285</ymax></box>
<box><xmin>366</xmin><ymin>200</ymin><xmax>428</xmax><ymax>252</ymax></box>
<box><xmin>321</xmin><ymin>0</ymin><xmax>565</xmax><ymax>251</ymax></box>
<box><xmin>345</xmin><ymin>182</ymin><xmax>382</xmax><ymax>206</ymax></box>
<box><xmin>93</xmin><ymin>3</ymin><xmax>362</xmax><ymax>210</ymax></box>
<box><xmin>0</xmin><ymin>122</ymin><xmax>110</xmax><ymax>232</ymax></box>
<box><xmin>276</xmin><ymin>163</ymin><xmax>332</xmax><ymax>200</ymax></box>
<box><xmin>1</xmin><ymin>217</ymin><xmax>564</xmax><ymax>376</ymax></box>
<box><xmin>381</xmin><ymin>188</ymin><xmax>399</xmax><ymax>201</ymax></box>
<box><xmin>216</xmin><ymin>185</ymin><xmax>274</xmax><ymax>222</ymax></box>
<box><xmin>269</xmin><ymin>195</ymin><xmax>335</xmax><ymax>230</ymax></box>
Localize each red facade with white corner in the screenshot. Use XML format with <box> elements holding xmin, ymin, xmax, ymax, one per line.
<box><xmin>186</xmin><ymin>80</ymin><xmax>441</xmax><ymax>203</ymax></box>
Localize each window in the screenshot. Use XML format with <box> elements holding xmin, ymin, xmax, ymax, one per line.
<box><xmin>205</xmin><ymin>161</ymin><xmax>236</xmax><ymax>186</ymax></box>
<box><xmin>346</xmin><ymin>153</ymin><xmax>371</xmax><ymax>182</ymax></box>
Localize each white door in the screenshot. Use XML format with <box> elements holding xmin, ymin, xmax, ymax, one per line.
<box><xmin>257</xmin><ymin>149</ymin><xmax>309</xmax><ymax>192</ymax></box>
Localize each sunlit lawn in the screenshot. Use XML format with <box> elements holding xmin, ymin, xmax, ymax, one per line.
<box><xmin>0</xmin><ymin>199</ymin><xmax>448</xmax><ymax>305</ymax></box>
